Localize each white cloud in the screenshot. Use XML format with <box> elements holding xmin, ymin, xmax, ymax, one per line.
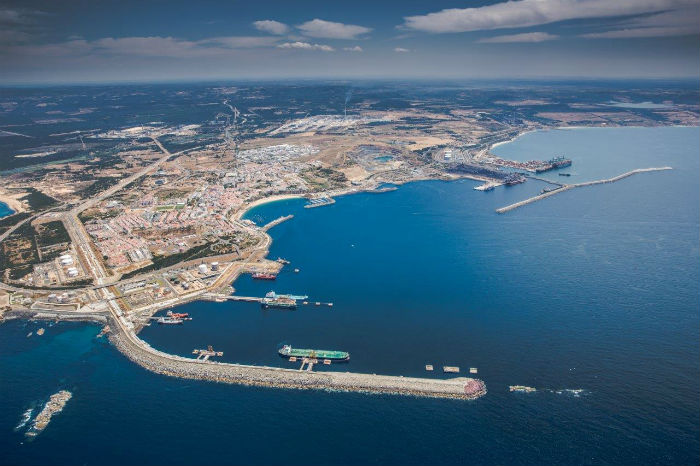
<box><xmin>394</xmin><ymin>47</ymin><xmax>410</xmax><ymax>52</ymax></box>
<box><xmin>343</xmin><ymin>46</ymin><xmax>363</xmax><ymax>52</ymax></box>
<box><xmin>297</xmin><ymin>19</ymin><xmax>371</xmax><ymax>39</ymax></box>
<box><xmin>0</xmin><ymin>8</ymin><xmax>43</xmax><ymax>25</ymax></box>
<box><xmin>277</xmin><ymin>41</ymin><xmax>334</xmax><ymax>51</ymax></box>
<box><xmin>582</xmin><ymin>6</ymin><xmax>699</xmax><ymax>38</ymax></box>
<box><xmin>253</xmin><ymin>20</ymin><xmax>290</xmax><ymax>35</ymax></box>
<box><xmin>206</xmin><ymin>36</ymin><xmax>279</xmax><ymax>48</ymax></box>
<box><xmin>402</xmin><ymin>0</ymin><xmax>697</xmax><ymax>33</ymax></box>
<box><xmin>479</xmin><ymin>32</ymin><xmax>559</xmax><ymax>43</ymax></box>
<box><xmin>4</xmin><ymin>35</ymin><xmax>281</xmax><ymax>59</ymax></box>
<box><xmin>0</xmin><ymin>8</ymin><xmax>46</xmax><ymax>45</ymax></box>
<box><xmin>582</xmin><ymin>26</ymin><xmax>697</xmax><ymax>38</ymax></box>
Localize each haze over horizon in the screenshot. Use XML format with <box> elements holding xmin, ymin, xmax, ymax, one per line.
<box><xmin>1</xmin><ymin>0</ymin><xmax>699</xmax><ymax>84</ymax></box>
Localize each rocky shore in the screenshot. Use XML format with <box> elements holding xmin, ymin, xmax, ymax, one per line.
<box><xmin>26</xmin><ymin>390</ymin><xmax>72</xmax><ymax>437</ymax></box>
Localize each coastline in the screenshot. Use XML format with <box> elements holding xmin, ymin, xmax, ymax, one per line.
<box><xmin>0</xmin><ymin>190</ymin><xmax>24</xmax><ymax>215</ymax></box>
<box><xmin>234</xmin><ymin>194</ymin><xmax>304</xmax><ymax>220</ymax></box>
<box><xmin>3</xmin><ymin>124</ymin><xmax>694</xmax><ymax>402</ymax></box>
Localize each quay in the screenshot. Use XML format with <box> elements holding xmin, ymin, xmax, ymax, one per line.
<box><xmin>496</xmin><ymin>167</ymin><xmax>672</xmax><ymax>214</ymax></box>
<box><xmin>202</xmin><ymin>293</ymin><xmax>263</xmax><ymax>303</ymax></box>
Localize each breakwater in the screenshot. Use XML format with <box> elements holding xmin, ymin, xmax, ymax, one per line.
<box><xmin>496</xmin><ymin>167</ymin><xmax>672</xmax><ymax>213</ymax></box>
<box><xmin>107</xmin><ymin>315</ymin><xmax>486</xmax><ymax>400</ymax></box>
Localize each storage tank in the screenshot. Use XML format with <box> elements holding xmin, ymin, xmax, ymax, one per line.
<box><xmin>198</xmin><ymin>264</ymin><xmax>208</xmax><ymax>274</ymax></box>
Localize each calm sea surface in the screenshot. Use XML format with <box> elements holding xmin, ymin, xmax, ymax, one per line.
<box><xmin>1</xmin><ymin>126</ymin><xmax>698</xmax><ymax>465</ymax></box>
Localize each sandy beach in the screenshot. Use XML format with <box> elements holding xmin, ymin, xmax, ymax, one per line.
<box><xmin>0</xmin><ymin>189</ymin><xmax>25</xmax><ymax>214</ymax></box>
<box><xmin>233</xmin><ymin>194</ymin><xmax>304</xmax><ymax>220</ymax></box>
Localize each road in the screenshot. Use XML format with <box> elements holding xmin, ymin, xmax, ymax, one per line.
<box><xmin>70</xmin><ymin>137</ymin><xmax>186</xmax><ymax>215</ymax></box>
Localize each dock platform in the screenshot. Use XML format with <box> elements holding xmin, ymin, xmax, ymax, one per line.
<box><xmin>193</xmin><ymin>345</ymin><xmax>223</xmax><ymax>361</ymax></box>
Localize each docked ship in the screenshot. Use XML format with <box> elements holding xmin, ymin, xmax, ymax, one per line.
<box><xmin>261</xmin><ymin>291</ymin><xmax>301</xmax><ymax>309</ymax></box>
<box><xmin>278</xmin><ymin>344</ymin><xmax>350</xmax><ymax>362</ymax></box>
<box><xmin>252</xmin><ymin>272</ymin><xmax>277</xmax><ymax>280</ymax></box>
<box><xmin>504</xmin><ymin>173</ymin><xmax>526</xmax><ymax>185</ymax></box>
<box><xmin>535</xmin><ymin>155</ymin><xmax>572</xmax><ymax>173</ymax></box>
<box><xmin>166</xmin><ymin>310</ymin><xmax>191</xmax><ymax>320</ymax></box>
<box><xmin>157</xmin><ymin>316</ymin><xmax>183</xmax><ymax>325</ymax></box>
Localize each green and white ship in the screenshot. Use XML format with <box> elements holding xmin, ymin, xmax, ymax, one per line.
<box><xmin>278</xmin><ymin>345</ymin><xmax>350</xmax><ymax>361</ymax></box>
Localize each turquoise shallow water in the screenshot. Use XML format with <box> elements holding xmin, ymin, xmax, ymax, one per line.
<box><xmin>0</xmin><ymin>201</ymin><xmax>12</xmax><ymax>219</ymax></box>
<box><xmin>1</xmin><ymin>126</ymin><xmax>698</xmax><ymax>465</ymax></box>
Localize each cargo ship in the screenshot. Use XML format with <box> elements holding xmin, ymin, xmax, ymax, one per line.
<box><xmin>535</xmin><ymin>155</ymin><xmax>572</xmax><ymax>173</ymax></box>
<box><xmin>252</xmin><ymin>272</ymin><xmax>277</xmax><ymax>280</ymax></box>
<box><xmin>278</xmin><ymin>344</ymin><xmax>350</xmax><ymax>362</ymax></box>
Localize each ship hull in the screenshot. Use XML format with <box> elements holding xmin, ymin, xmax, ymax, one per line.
<box><xmin>261</xmin><ymin>302</ymin><xmax>296</xmax><ymax>310</ymax></box>
<box><xmin>278</xmin><ymin>347</ymin><xmax>350</xmax><ymax>361</ymax></box>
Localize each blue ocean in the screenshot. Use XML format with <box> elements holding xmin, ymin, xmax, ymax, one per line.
<box><xmin>1</xmin><ymin>126</ymin><xmax>698</xmax><ymax>465</ymax></box>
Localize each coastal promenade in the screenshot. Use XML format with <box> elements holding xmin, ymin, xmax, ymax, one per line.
<box><xmin>496</xmin><ymin>167</ymin><xmax>673</xmax><ymax>213</ymax></box>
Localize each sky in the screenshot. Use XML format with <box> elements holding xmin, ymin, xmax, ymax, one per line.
<box><xmin>1</xmin><ymin>0</ymin><xmax>699</xmax><ymax>84</ymax></box>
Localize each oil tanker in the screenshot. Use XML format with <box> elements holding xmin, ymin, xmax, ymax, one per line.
<box><xmin>278</xmin><ymin>344</ymin><xmax>350</xmax><ymax>361</ymax></box>
<box><xmin>252</xmin><ymin>272</ymin><xmax>277</xmax><ymax>280</ymax></box>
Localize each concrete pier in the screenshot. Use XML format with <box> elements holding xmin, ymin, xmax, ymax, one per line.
<box><xmin>496</xmin><ymin>167</ymin><xmax>672</xmax><ymax>214</ymax></box>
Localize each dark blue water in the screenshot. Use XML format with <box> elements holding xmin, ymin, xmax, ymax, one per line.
<box><xmin>1</xmin><ymin>127</ymin><xmax>698</xmax><ymax>465</ymax></box>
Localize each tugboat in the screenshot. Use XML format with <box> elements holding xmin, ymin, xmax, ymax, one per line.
<box><xmin>278</xmin><ymin>344</ymin><xmax>350</xmax><ymax>362</ymax></box>
<box><xmin>252</xmin><ymin>272</ymin><xmax>277</xmax><ymax>280</ymax></box>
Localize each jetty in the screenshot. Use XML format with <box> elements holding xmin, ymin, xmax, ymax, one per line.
<box><xmin>262</xmin><ymin>215</ymin><xmax>294</xmax><ymax>231</ymax></box>
<box><xmin>202</xmin><ymin>293</ymin><xmax>262</xmax><ymax>303</ymax></box>
<box><xmin>496</xmin><ymin>167</ymin><xmax>672</xmax><ymax>213</ymax></box>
